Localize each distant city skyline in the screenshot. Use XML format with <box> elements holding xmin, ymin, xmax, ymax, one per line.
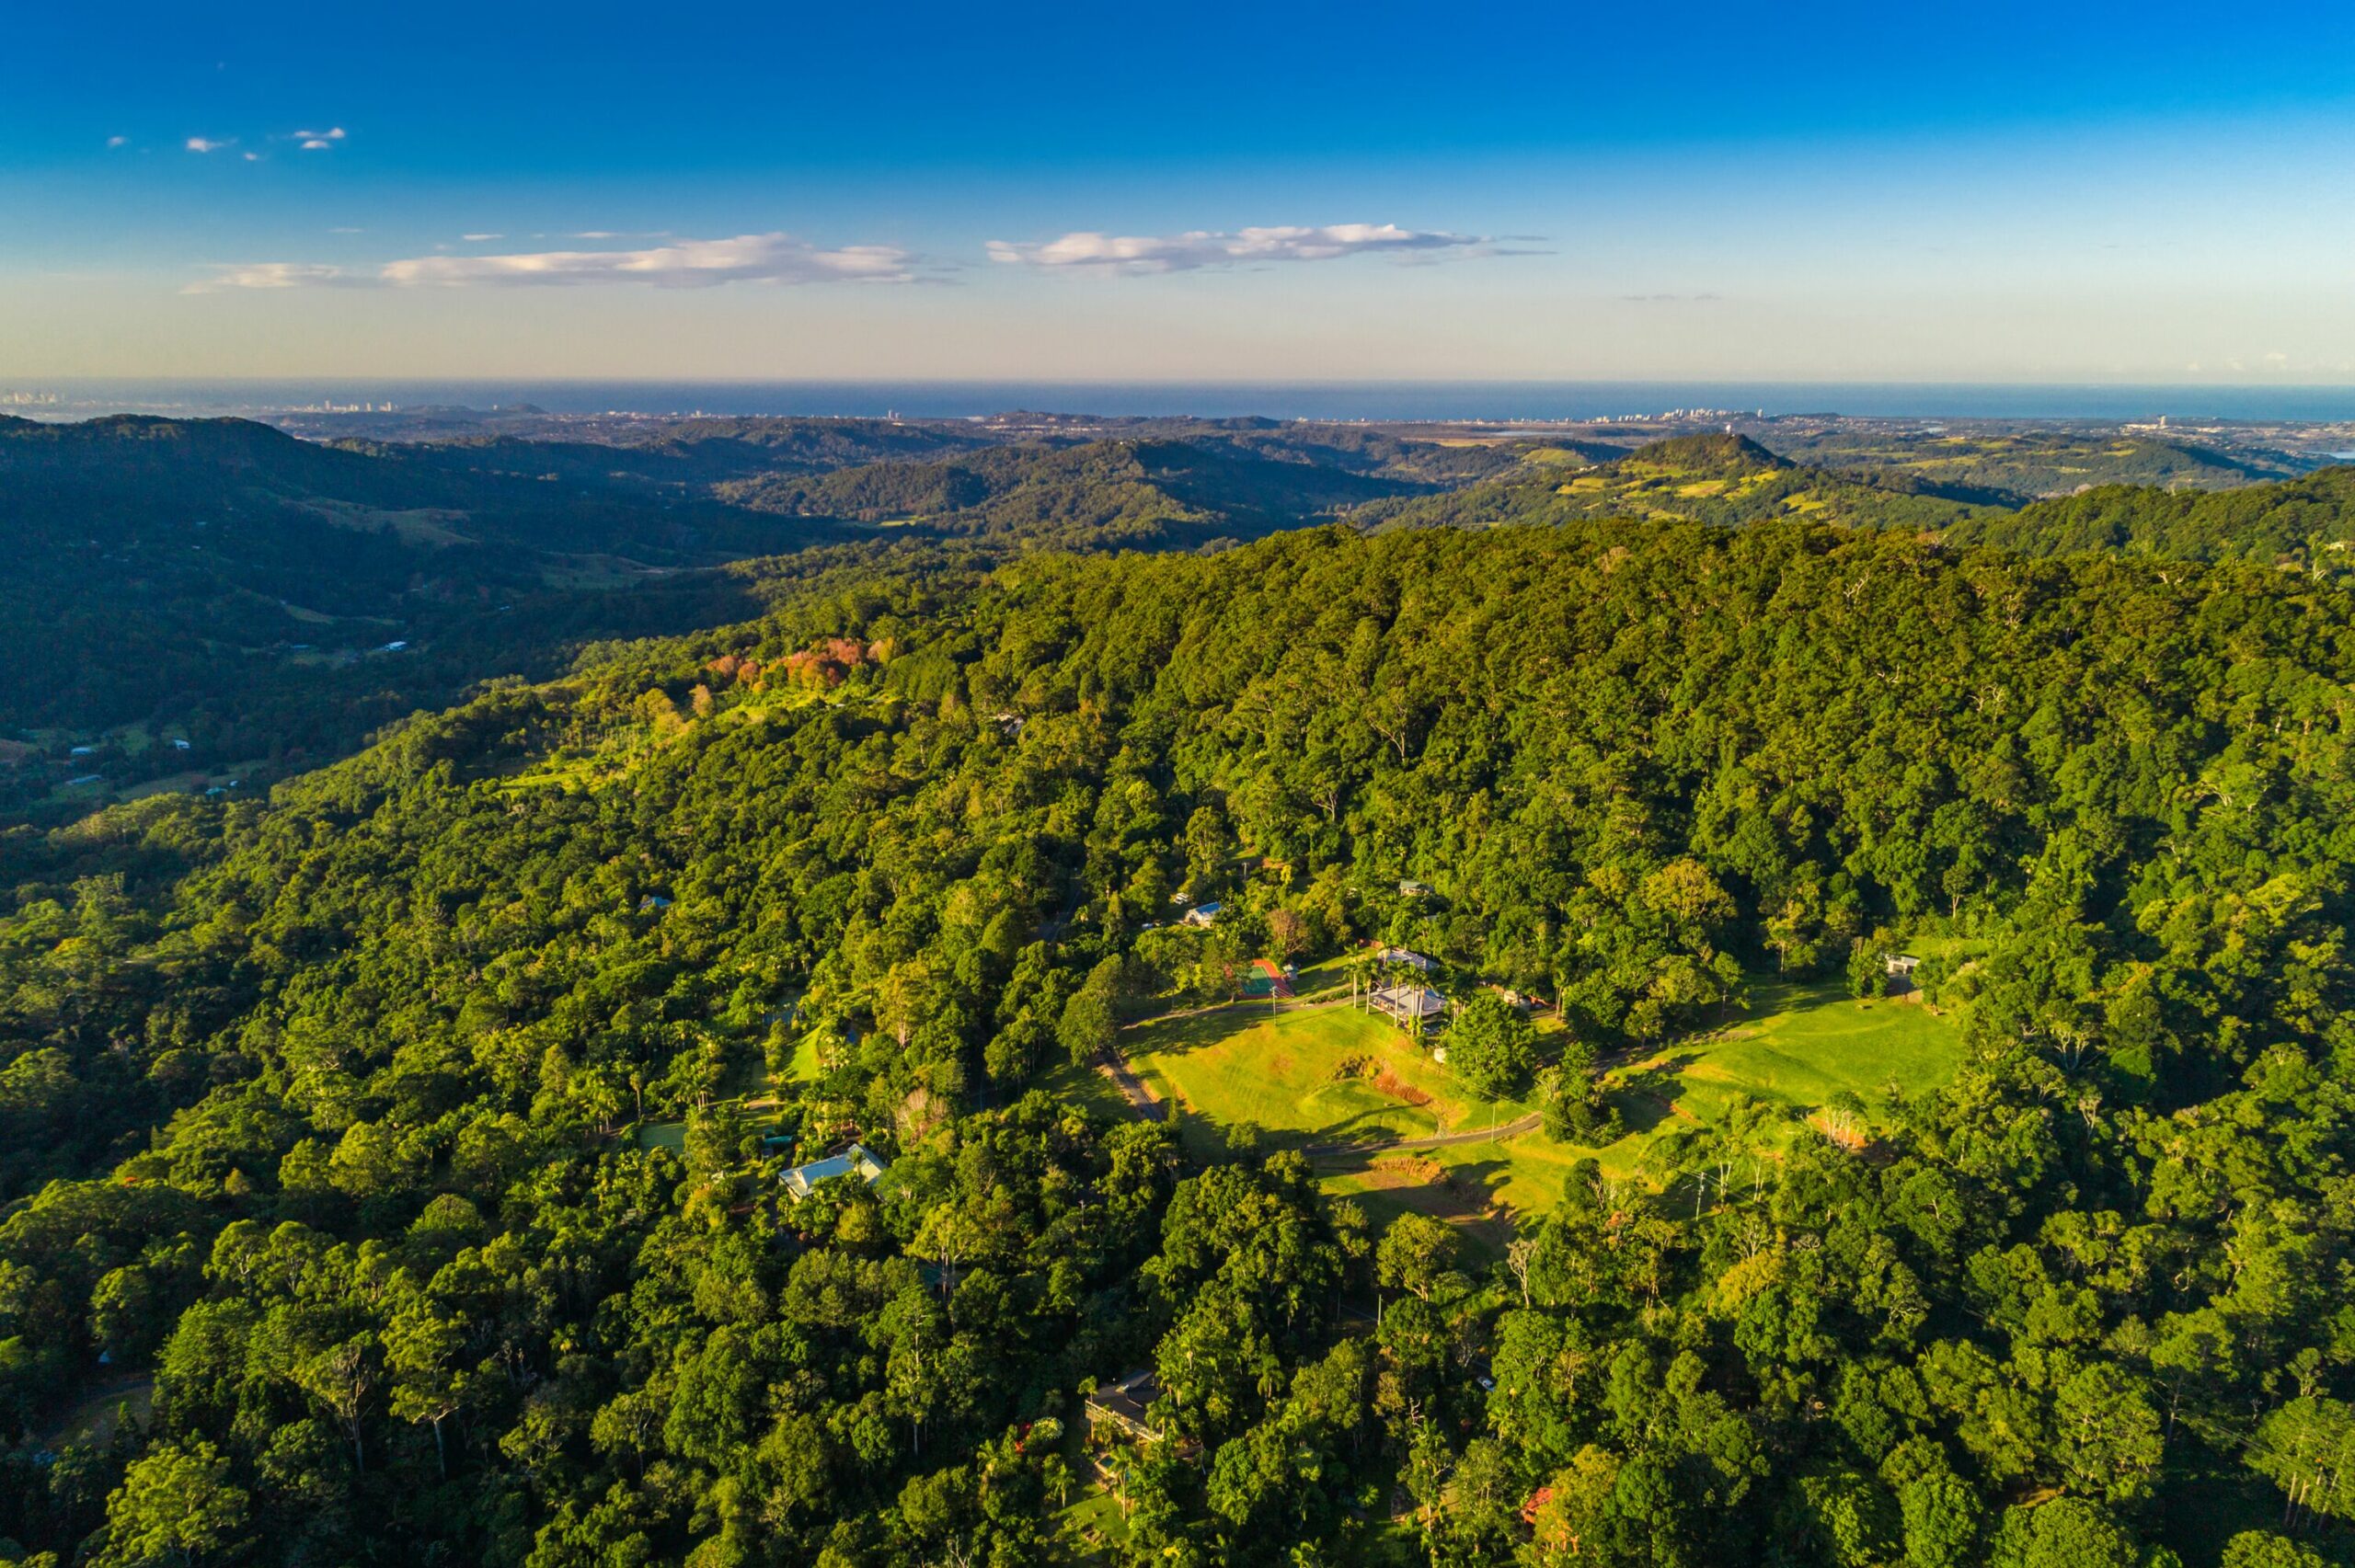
<box><xmin>7</xmin><ymin>2</ymin><xmax>2355</xmax><ymax>383</ymax></box>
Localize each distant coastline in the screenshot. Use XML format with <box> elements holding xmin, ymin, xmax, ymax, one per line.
<box><xmin>17</xmin><ymin>378</ymin><xmax>2355</xmax><ymax>425</ymax></box>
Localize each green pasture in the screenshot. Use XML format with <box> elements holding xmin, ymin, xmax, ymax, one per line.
<box><xmin>1120</xmin><ymin>1000</ymin><xmax>1534</xmax><ymax>1157</ymax></box>
<box><xmin>1632</xmin><ymin>977</ymin><xmax>1970</xmax><ymax>1132</ymax></box>
<box><xmin>1074</xmin><ymin>972</ymin><xmax>1971</xmax><ymax>1253</ymax></box>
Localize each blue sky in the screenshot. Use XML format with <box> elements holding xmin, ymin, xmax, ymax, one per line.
<box><xmin>6</xmin><ymin>2</ymin><xmax>2354</xmax><ymax>382</ymax></box>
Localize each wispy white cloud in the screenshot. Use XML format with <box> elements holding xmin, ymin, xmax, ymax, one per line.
<box><xmin>106</xmin><ymin>135</ymin><xmax>128</xmax><ymax>149</ymax></box>
<box><xmin>986</xmin><ymin>222</ymin><xmax>1486</xmax><ymax>273</ymax></box>
<box><xmin>293</xmin><ymin>127</ymin><xmax>347</xmax><ymax>151</ymax></box>
<box><xmin>188</xmin><ymin>232</ymin><xmax>913</xmax><ymax>292</ymax></box>
<box><xmin>188</xmin><ymin>262</ymin><xmax>355</xmax><ymax>292</ymax></box>
<box><xmin>185</xmin><ymin>136</ymin><xmax>234</xmax><ymax>154</ymax></box>
<box><xmin>384</xmin><ymin>234</ymin><xmax>909</xmax><ymax>287</ymax></box>
<box><xmin>461</xmin><ymin>233</ymin><xmax>505</xmax><ymax>243</ymax></box>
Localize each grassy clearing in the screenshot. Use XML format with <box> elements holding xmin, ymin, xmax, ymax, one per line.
<box><xmin>304</xmin><ymin>499</ymin><xmax>474</xmax><ymax>547</ymax></box>
<box><xmin>784</xmin><ymin>1031</ymin><xmax>827</xmax><ymax>1084</ymax></box>
<box><xmin>1071</xmin><ymin>972</ymin><xmax>1970</xmax><ymax>1255</ymax></box>
<box><xmin>1624</xmin><ymin>977</ymin><xmax>1970</xmax><ymax>1135</ymax></box>
<box><xmin>1051</xmin><ymin>1487</ymin><xmax>1130</xmax><ymax>1563</ymax></box>
<box><xmin>1120</xmin><ymin>1001</ymin><xmax>1534</xmax><ymax>1158</ymax></box>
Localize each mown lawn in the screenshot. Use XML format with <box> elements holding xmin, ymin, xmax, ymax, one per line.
<box><xmin>1065</xmin><ymin>971</ymin><xmax>1972</xmax><ymax>1254</ymax></box>
<box><xmin>1120</xmin><ymin>1001</ymin><xmax>1534</xmax><ymax>1159</ymax></box>
<box><xmin>1627</xmin><ymin>976</ymin><xmax>1970</xmax><ymax>1132</ymax></box>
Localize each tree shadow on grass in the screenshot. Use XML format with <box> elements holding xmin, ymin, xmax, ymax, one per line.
<box><xmin>1609</xmin><ymin>1054</ymin><xmax>1698</xmax><ymax>1136</ymax></box>
<box><xmin>1315</xmin><ymin>1152</ymin><xmax>1522</xmax><ymax>1260</ymax></box>
<box><xmin>1178</xmin><ymin>1102</ymin><xmax>1431</xmax><ymax>1162</ymax></box>
<box><xmin>1120</xmin><ymin>1001</ymin><xmax>1286</xmax><ymax>1060</ymax></box>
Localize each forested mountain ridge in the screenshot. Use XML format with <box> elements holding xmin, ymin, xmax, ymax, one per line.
<box><xmin>10</xmin><ymin>410</ymin><xmax>2349</xmax><ymax>830</ymax></box>
<box><xmin>7</xmin><ymin>514</ymin><xmax>2355</xmax><ymax>1564</ymax></box>
<box><xmin>381</xmin><ymin>418</ymin><xmax>1006</xmax><ymax>496</ymax></box>
<box><xmin>0</xmin><ymin>415</ymin><xmax>844</xmax><ymax>812</ymax></box>
<box><xmin>718</xmin><ymin>436</ymin><xmax>1439</xmax><ymax>546</ymax></box>
<box><xmin>0</xmin><ymin>416</ymin><xmax>1525</xmax><ymax>820</ymax></box>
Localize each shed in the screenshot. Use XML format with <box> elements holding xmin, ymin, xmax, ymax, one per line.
<box><xmin>782</xmin><ymin>1143</ymin><xmax>889</xmax><ymax>1202</ymax></box>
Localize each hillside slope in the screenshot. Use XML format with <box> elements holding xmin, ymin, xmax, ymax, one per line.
<box><xmin>5</xmin><ymin>516</ymin><xmax>2354</xmax><ymax>1562</ymax></box>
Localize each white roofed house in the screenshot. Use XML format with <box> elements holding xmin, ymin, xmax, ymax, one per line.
<box><xmin>1374</xmin><ymin>947</ymin><xmax>1435</xmax><ymax>972</ymax></box>
<box><xmin>1368</xmin><ymin>983</ymin><xmax>1448</xmax><ymax>1037</ymax></box>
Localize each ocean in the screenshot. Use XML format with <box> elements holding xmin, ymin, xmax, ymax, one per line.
<box><xmin>17</xmin><ymin>379</ymin><xmax>2355</xmax><ymax>424</ymax></box>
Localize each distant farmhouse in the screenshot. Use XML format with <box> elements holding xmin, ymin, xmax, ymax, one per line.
<box><xmin>781</xmin><ymin>1143</ymin><xmax>889</xmax><ymax>1203</ymax></box>
<box><xmin>1182</xmin><ymin>901</ymin><xmax>1223</xmax><ymax>928</ymax></box>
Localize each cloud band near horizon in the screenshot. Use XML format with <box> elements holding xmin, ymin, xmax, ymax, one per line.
<box><xmin>985</xmin><ymin>223</ymin><xmax>1486</xmax><ymax>272</ymax></box>
<box><xmin>188</xmin><ymin>233</ymin><xmax>913</xmax><ymax>292</ymax></box>
<box><xmin>187</xmin><ymin>221</ymin><xmax>1497</xmax><ymax>294</ymax></box>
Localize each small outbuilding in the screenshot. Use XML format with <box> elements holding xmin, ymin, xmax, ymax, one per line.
<box><xmin>1182</xmin><ymin>902</ymin><xmax>1223</xmax><ymax>928</ymax></box>
<box><xmin>1374</xmin><ymin>946</ymin><xmax>1435</xmax><ymax>972</ymax></box>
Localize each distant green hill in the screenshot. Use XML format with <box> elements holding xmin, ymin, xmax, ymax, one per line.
<box><xmin>1357</xmin><ymin>432</ymin><xmax>1995</xmax><ymax>534</ymax></box>
<box><xmin>1763</xmin><ymin>429</ymin><xmax>2291</xmax><ymax>501</ymax></box>
<box><xmin>1945</xmin><ymin>464</ymin><xmax>2355</xmax><ymax>567</ymax></box>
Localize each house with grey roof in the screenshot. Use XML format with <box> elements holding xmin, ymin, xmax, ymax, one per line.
<box><xmin>781</xmin><ymin>1143</ymin><xmax>889</xmax><ymax>1202</ymax></box>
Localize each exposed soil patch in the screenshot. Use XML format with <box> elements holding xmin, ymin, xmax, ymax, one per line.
<box><xmin>1368</xmin><ymin>1152</ymin><xmax>1446</xmax><ymax>1185</ymax></box>
<box><xmin>1371</xmin><ymin>1070</ymin><xmax>1433</xmax><ymax>1108</ymax></box>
